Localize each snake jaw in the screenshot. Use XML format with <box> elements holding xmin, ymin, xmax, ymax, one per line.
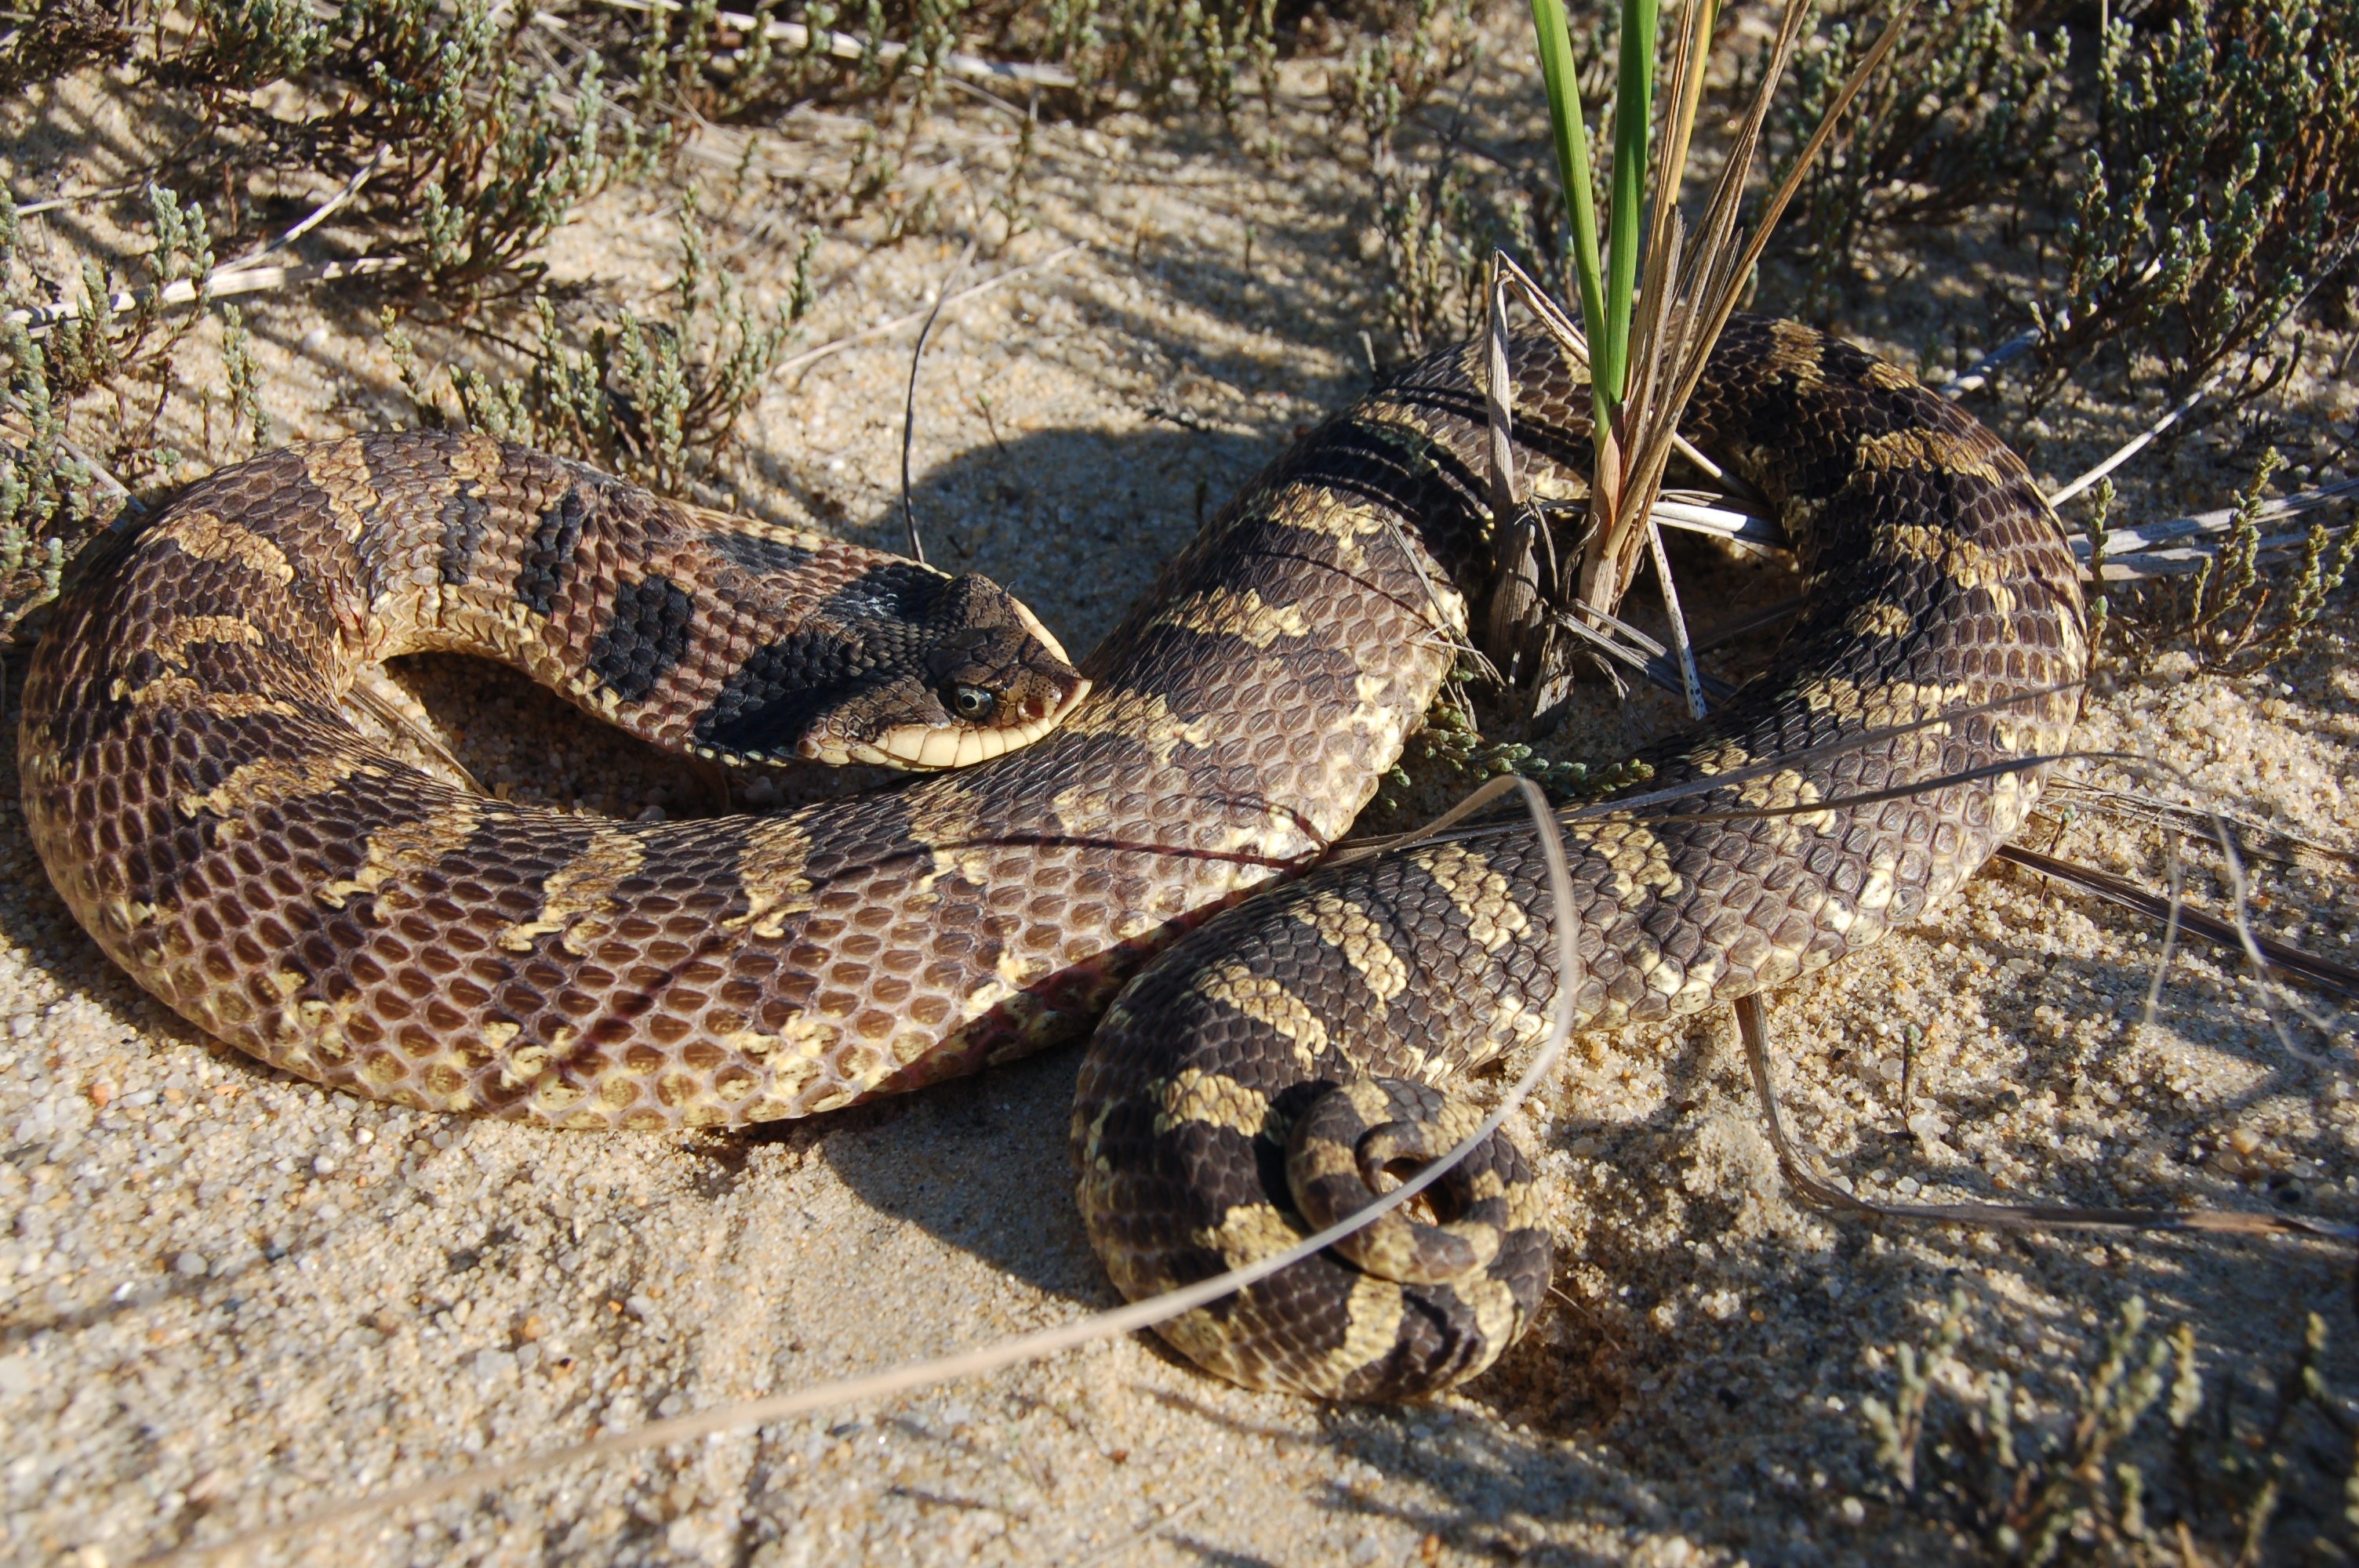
<box><xmin>856</xmin><ymin>677</ymin><xmax>1093</xmax><ymax>769</ymax></box>
<box><xmin>724</xmin><ymin>571</ymin><xmax>1090</xmax><ymax>770</ymax></box>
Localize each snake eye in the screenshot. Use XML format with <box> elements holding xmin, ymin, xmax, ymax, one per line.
<box><xmin>948</xmin><ymin>684</ymin><xmax>998</xmax><ymax>722</ymax></box>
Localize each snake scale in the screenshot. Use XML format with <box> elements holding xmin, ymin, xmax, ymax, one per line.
<box><xmin>20</xmin><ymin>315</ymin><xmax>2083</xmax><ymax>1399</ymax></box>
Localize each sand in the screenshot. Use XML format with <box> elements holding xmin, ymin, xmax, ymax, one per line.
<box><xmin>4</xmin><ymin>31</ymin><xmax>2358</xmax><ymax>1568</ymax></box>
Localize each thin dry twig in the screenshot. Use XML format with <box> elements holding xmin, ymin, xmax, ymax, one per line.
<box><xmin>900</xmin><ymin>235</ymin><xmax>980</xmax><ymax>564</ymax></box>
<box><xmin>1647</xmin><ymin>512</ymin><xmax>1706</xmax><ymax>717</ymax></box>
<box><xmin>12</xmin><ymin>180</ymin><xmax>149</xmax><ymax>219</ymax></box>
<box><xmin>1737</xmin><ymin>995</ymin><xmax>2354</xmax><ymax>1241</ymax></box>
<box><xmin>2047</xmin><ymin>371</ymin><xmax>2223</xmax><ymax>508</ymax></box>
<box><xmin>219</xmin><ymin>143</ymin><xmax>392</xmax><ymax>272</ymax></box>
<box><xmin>1070</xmin><ymin>1493</ymin><xmax>1219</xmax><ymax>1568</ymax></box>
<box><xmin>0</xmin><ymin>393</ymin><xmax>140</xmax><ymax>509</ymax></box>
<box><xmin>1996</xmin><ymin>844</ymin><xmax>2359</xmax><ymax>1002</ymax></box>
<box><xmin>566</xmin><ymin>0</ymin><xmax>1081</xmax><ymax>86</ymax></box>
<box><xmin>1932</xmin><ymin>326</ymin><xmax>2042</xmax><ymax>397</ymax></box>
<box><xmin>343</xmin><ymin>667</ymin><xmax>486</xmax><ymax>795</ymax></box>
<box><xmin>1646</xmin><ymin>492</ymin><xmax>1780</xmax><ymax>551</ymax></box>
<box><xmin>774</xmin><ymin>243</ymin><xmax>1081</xmax><ymax>382</ymax></box>
<box><xmin>2074</xmin><ymin>477</ymin><xmax>2359</xmax><ymax>581</ymax></box>
<box><xmin>5</xmin><ymin>256</ymin><xmax>412</xmax><ymax>335</ymax></box>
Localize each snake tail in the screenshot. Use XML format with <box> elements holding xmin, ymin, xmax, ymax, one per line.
<box><xmin>1074</xmin><ymin>317</ymin><xmax>2085</xmax><ymax>1399</ymax></box>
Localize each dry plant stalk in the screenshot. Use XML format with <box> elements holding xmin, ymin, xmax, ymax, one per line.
<box><xmin>1571</xmin><ymin>0</ymin><xmax>1913</xmax><ymax>628</ymax></box>
<box><xmin>1492</xmin><ymin>0</ymin><xmax>1916</xmax><ymax>716</ymax></box>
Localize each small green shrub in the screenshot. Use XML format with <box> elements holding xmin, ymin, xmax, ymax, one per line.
<box><xmin>1860</xmin><ymin>1292</ymin><xmax>2357</xmax><ymax>1564</ymax></box>
<box><xmin>0</xmin><ymin>323</ymin><xmax>84</xmax><ymax>641</ymax></box>
<box><xmin>133</xmin><ymin>0</ymin><xmax>615</xmax><ymax>301</ymax></box>
<box><xmin>1325</xmin><ymin>0</ymin><xmax>1499</xmax><ymax>355</ymax></box>
<box><xmin>1331</xmin><ymin>0</ymin><xmax>1579</xmax><ymax>361</ymax></box>
<box><xmin>388</xmin><ymin>204</ymin><xmax>815</xmax><ymax>498</ymax></box>
<box><xmin>168</xmin><ymin>0</ymin><xmax>328</xmax><ymax>92</ymax></box>
<box><xmin>2126</xmin><ymin>449</ymin><xmax>2359</xmax><ymax>675</ymax></box>
<box><xmin>2028</xmin><ymin>0</ymin><xmax>2359</xmax><ymax>405</ymax></box>
<box><xmin>0</xmin><ymin>197</ymin><xmax>124</xmax><ymax>637</ymax></box>
<box><xmin>1336</xmin><ymin>0</ymin><xmax>1585</xmax><ymax>158</ymax></box>
<box><xmin>0</xmin><ymin>184</ymin><xmax>237</xmax><ymax>639</ymax></box>
<box><xmin>1772</xmin><ymin>0</ymin><xmax>2068</xmax><ymax>317</ymax></box>
<box><xmin>0</xmin><ymin>0</ymin><xmax>133</xmax><ymax>95</ymax></box>
<box><xmin>338</xmin><ymin>0</ymin><xmax>612</xmax><ymax>297</ymax></box>
<box><xmin>30</xmin><ymin>183</ymin><xmax>208</xmax><ymax>405</ymax></box>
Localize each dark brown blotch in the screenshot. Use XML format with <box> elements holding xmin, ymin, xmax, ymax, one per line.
<box><xmin>516</xmin><ymin>481</ymin><xmax>593</xmax><ymax>616</ymax></box>
<box><xmin>436</xmin><ymin>485</ymin><xmax>493</xmax><ymax>586</ymax></box>
<box><xmin>590</xmin><ymin>574</ymin><xmax>695</xmax><ymax>702</ymax></box>
<box><xmin>706</xmin><ymin>530</ymin><xmax>818</xmax><ymax>578</ymax></box>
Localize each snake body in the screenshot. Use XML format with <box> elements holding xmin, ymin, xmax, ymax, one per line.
<box><xmin>1070</xmin><ymin>318</ymin><xmax>2084</xmax><ymax>1397</ymax></box>
<box><xmin>20</xmin><ymin>317</ymin><xmax>2082</xmax><ymax>1397</ymax></box>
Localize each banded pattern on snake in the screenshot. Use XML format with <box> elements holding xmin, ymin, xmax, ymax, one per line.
<box><xmin>20</xmin><ymin>315</ymin><xmax>2082</xmax><ymax>1399</ymax></box>
<box><xmin>1076</xmin><ymin>318</ymin><xmax>2084</xmax><ymax>1396</ymax></box>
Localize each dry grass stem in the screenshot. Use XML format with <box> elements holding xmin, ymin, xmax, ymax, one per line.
<box><xmin>774</xmin><ymin>242</ymin><xmax>1082</xmax><ymax>383</ymax></box>
<box><xmin>6</xmin><ymin>256</ymin><xmax>412</xmax><ymax>335</ymax></box>
<box><xmin>2043</xmin><ymin>779</ymin><xmax>2358</xmax><ymax>869</ymax></box>
<box><xmin>900</xmin><ymin>234</ymin><xmax>981</xmax><ymax>564</ymax></box>
<box><xmin>1994</xmin><ymin>844</ymin><xmax>2359</xmax><ymax>1004</ymax></box>
<box><xmin>1645</xmin><ymin>510</ymin><xmax>1706</xmax><ymax>717</ymax></box>
<box><xmin>1737</xmin><ymin>995</ymin><xmax>2353</xmax><ymax>1242</ymax></box>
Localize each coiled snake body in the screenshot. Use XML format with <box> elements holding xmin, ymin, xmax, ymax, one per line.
<box><xmin>20</xmin><ymin>317</ymin><xmax>2083</xmax><ymax>1399</ymax></box>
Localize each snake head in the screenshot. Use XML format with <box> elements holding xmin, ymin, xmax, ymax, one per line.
<box><xmin>700</xmin><ymin>566</ymin><xmax>1089</xmax><ymax>770</ymax></box>
<box><xmin>854</xmin><ymin>573</ymin><xmax>1092</xmax><ymax>769</ymax></box>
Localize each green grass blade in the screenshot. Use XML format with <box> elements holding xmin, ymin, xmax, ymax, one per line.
<box><xmin>1528</xmin><ymin>0</ymin><xmax>1605</xmax><ymax>383</ymax></box>
<box><xmin>1602</xmin><ymin>0</ymin><xmax>1659</xmax><ymax>414</ymax></box>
